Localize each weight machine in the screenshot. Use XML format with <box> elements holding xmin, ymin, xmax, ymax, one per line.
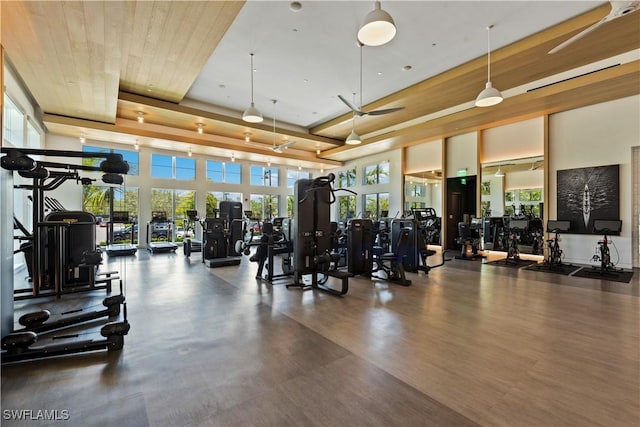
<box><xmin>2</xmin><ymin>148</ymin><xmax>128</xmax><ymax>299</ymax></box>
<box><xmin>1</xmin><ymin>148</ymin><xmax>131</xmax><ymax>361</ymax></box>
<box><xmin>286</xmin><ymin>174</ymin><xmax>352</xmax><ymax>296</ymax></box>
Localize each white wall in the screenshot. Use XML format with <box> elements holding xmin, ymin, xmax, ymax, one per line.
<box><xmin>446</xmin><ymin>132</ymin><xmax>477</xmax><ymax>178</ymax></box>
<box><xmin>482</xmin><ymin>117</ymin><xmax>544</xmax><ymax>163</ymax></box>
<box><xmin>505</xmin><ymin>169</ymin><xmax>544</xmax><ymax>191</ymax></box>
<box><xmin>405</xmin><ymin>139</ymin><xmax>442</xmax><ymax>174</ymax></box>
<box><xmin>549</xmin><ymin>95</ymin><xmax>640</xmax><ymax>269</ymax></box>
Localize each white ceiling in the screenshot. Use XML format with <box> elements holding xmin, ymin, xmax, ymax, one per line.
<box><xmin>185</xmin><ymin>1</ymin><xmax>605</xmax><ymax>128</ymax></box>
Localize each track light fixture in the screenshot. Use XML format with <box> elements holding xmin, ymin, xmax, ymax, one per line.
<box><xmin>475</xmin><ymin>25</ymin><xmax>503</xmax><ymax>107</ymax></box>
<box><xmin>79</xmin><ymin>134</ymin><xmax>86</xmax><ymax>144</ymax></box>
<box><xmin>231</xmin><ymin>152</ymin><xmax>235</xmax><ymax>162</ymax></box>
<box><xmin>197</xmin><ymin>123</ymin><xmax>204</xmax><ymax>134</ymax></box>
<box><xmin>358</xmin><ymin>1</ymin><xmax>396</xmax><ymax>47</ymax></box>
<box><xmin>242</xmin><ymin>53</ymin><xmax>263</xmax><ymax>123</ymax></box>
<box><xmin>244</xmin><ymin>132</ymin><xmax>251</xmax><ymax>143</ymax></box>
<box><xmin>134</xmin><ymin>140</ymin><xmax>139</xmax><ymax>151</ymax></box>
<box><xmin>188</xmin><ymin>146</ymin><xmax>192</xmax><ymax>157</ymax></box>
<box><xmin>137</xmin><ymin>111</ymin><xmax>145</xmax><ymax>123</ymax></box>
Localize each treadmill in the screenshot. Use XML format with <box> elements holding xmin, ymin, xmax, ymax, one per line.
<box><xmin>146</xmin><ymin>211</ymin><xmax>178</xmax><ymax>254</ymax></box>
<box><xmin>106</xmin><ymin>210</ymin><xmax>138</xmax><ymax>256</ymax></box>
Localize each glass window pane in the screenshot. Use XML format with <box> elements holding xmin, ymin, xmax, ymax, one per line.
<box><xmin>207</xmin><ymin>192</ymin><xmax>222</xmax><ymax>217</ymax></box>
<box><xmin>206</xmin><ymin>160</ymin><xmax>223</xmax><ymax>182</ymax></box>
<box><xmin>152</xmin><ymin>154</ymin><xmax>173</xmax><ymax>179</ymax></box>
<box><xmin>347</xmin><ymin>168</ymin><xmax>356</xmax><ymax>187</ymax></box>
<box><xmin>225</xmin><ymin>163</ymin><xmax>242</xmax><ymax>184</ymax></box>
<box><xmin>364</xmin><ymin>165</ymin><xmax>377</xmax><ymax>185</ymax></box>
<box><xmin>151</xmin><ymin>188</ymin><xmax>174</xmax><ymax>216</ymax></box>
<box><xmin>378</xmin><ymin>163</ymin><xmax>390</xmax><ymax>184</ymax></box>
<box><xmin>250</xmin><ymin>166</ymin><xmax>264</xmax><ymax>186</ymax></box>
<box><xmin>175</xmin><ymin>157</ymin><xmax>195</xmax><ymax>180</ymax></box>
<box><xmin>174</xmin><ymin>190</ymin><xmax>196</xmax><ymax>231</ymax></box>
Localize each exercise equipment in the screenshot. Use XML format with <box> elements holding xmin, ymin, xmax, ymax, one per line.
<box><xmin>250</xmin><ymin>218</ymin><xmax>294</xmax><ymax>282</ymax></box>
<box><xmin>202</xmin><ymin>214</ymin><xmax>242</xmax><ymax>268</ymax></box>
<box><xmin>287</xmin><ymin>174</ymin><xmax>352</xmax><ymax>296</ymax></box>
<box><xmin>505</xmin><ymin>219</ymin><xmax>529</xmax><ymax>264</ymax></box>
<box><xmin>455</xmin><ymin>219</ymin><xmax>482</xmax><ymax>260</ymax></box>
<box><xmin>183</xmin><ymin>210</ymin><xmax>202</xmax><ymax>256</ymax></box>
<box><xmin>146</xmin><ymin>211</ymin><xmax>177</xmax><ymax>254</ymax></box>
<box><xmin>543</xmin><ymin>220</ymin><xmax>570</xmax><ymax>267</ymax></box>
<box><xmin>589</xmin><ymin>219</ymin><xmax>623</xmax><ymax>276</ymax></box>
<box><xmin>346</xmin><ymin>219</ymin><xmax>374</xmax><ymax>276</ymax></box>
<box><xmin>372</xmin><ymin>227</ymin><xmax>413</xmax><ymax>285</ymax></box>
<box><xmin>106</xmin><ymin>210</ymin><xmax>137</xmax><ymax>256</ymax></box>
<box><xmin>2</xmin><ymin>148</ymin><xmax>128</xmax><ymax>300</ymax></box>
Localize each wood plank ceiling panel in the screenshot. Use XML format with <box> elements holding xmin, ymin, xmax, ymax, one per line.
<box><xmin>119</xmin><ymin>1</ymin><xmax>244</xmax><ymax>103</ymax></box>
<box><xmin>1</xmin><ymin>1</ymin><xmax>129</xmax><ymax>123</ymax></box>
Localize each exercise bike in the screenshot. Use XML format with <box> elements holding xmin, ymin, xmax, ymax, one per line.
<box><xmin>543</xmin><ymin>220</ymin><xmax>570</xmax><ymax>268</ymax></box>
<box><xmin>590</xmin><ymin>219</ymin><xmax>622</xmax><ymax>276</ymax></box>
<box><xmin>505</xmin><ymin>220</ymin><xmax>528</xmax><ymax>265</ymax></box>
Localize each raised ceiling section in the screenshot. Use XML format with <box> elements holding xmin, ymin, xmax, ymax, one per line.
<box><xmin>1</xmin><ymin>1</ymin><xmax>639</xmax><ymax>168</ymax></box>
<box><xmin>1</xmin><ymin>0</ymin><xmax>243</xmax><ymax>123</ymax></box>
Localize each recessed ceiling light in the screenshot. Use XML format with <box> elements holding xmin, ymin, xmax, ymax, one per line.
<box><xmin>303</xmin><ymin>78</ymin><xmax>309</xmax><ymax>83</ymax></box>
<box><xmin>402</xmin><ymin>65</ymin><xmax>412</xmax><ymax>71</ymax></box>
<box><xmin>290</xmin><ymin>1</ymin><xmax>302</xmax><ymax>11</ymax></box>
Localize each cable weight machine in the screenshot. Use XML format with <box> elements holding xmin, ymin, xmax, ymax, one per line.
<box><xmin>286</xmin><ymin>173</ymin><xmax>353</xmax><ymax>296</ymax></box>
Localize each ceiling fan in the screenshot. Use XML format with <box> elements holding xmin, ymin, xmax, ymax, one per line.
<box><xmin>548</xmin><ymin>1</ymin><xmax>640</xmax><ymax>54</ymax></box>
<box><xmin>338</xmin><ymin>44</ymin><xmax>405</xmax><ymax>117</ymax></box>
<box><xmin>270</xmin><ymin>100</ymin><xmax>295</xmax><ymax>153</ymax></box>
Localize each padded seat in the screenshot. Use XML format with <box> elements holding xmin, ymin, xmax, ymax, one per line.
<box><xmin>372</xmin><ymin>227</ymin><xmax>412</xmax><ymax>286</ymax></box>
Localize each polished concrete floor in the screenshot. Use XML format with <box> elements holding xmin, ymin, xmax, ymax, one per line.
<box><xmin>2</xmin><ymin>250</ymin><xmax>639</xmax><ymax>427</ymax></box>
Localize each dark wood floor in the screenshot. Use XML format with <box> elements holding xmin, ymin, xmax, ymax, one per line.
<box><xmin>2</xmin><ymin>250</ymin><xmax>638</xmax><ymax>426</ymax></box>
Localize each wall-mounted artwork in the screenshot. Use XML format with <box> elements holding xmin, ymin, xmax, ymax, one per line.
<box><xmin>557</xmin><ymin>164</ymin><xmax>619</xmax><ymax>234</ymax></box>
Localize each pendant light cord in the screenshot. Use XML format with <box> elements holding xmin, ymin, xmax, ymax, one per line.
<box><xmin>359</xmin><ymin>44</ymin><xmax>363</xmax><ymax>109</ymax></box>
<box><xmin>272</xmin><ymin>99</ymin><xmax>277</xmax><ymax>147</ymax></box>
<box><xmin>486</xmin><ymin>25</ymin><xmax>493</xmax><ymax>82</ymax></box>
<box><xmin>250</xmin><ymin>53</ymin><xmax>255</xmax><ymax>103</ymax></box>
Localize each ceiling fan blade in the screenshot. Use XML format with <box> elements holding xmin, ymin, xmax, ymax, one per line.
<box><xmin>279</xmin><ymin>140</ymin><xmax>296</xmax><ymax>149</ymax></box>
<box><xmin>548</xmin><ymin>17</ymin><xmax>608</xmax><ymax>54</ymax></box>
<box><xmin>337</xmin><ymin>95</ymin><xmax>361</xmax><ymax>114</ymax></box>
<box><xmin>271</xmin><ymin>140</ymin><xmax>296</xmax><ymax>153</ymax></box>
<box><xmin>365</xmin><ymin>107</ymin><xmax>405</xmax><ymax>116</ymax></box>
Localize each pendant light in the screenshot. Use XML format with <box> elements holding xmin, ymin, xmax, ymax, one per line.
<box><xmin>495</xmin><ymin>164</ymin><xmax>505</xmax><ymax>177</ymax></box>
<box><xmin>242</xmin><ymin>53</ymin><xmax>263</xmax><ymax>123</ymax></box>
<box><xmin>475</xmin><ymin>25</ymin><xmax>503</xmax><ymax>107</ymax></box>
<box><xmin>358</xmin><ymin>1</ymin><xmax>396</xmax><ymax>47</ymax></box>
<box><xmin>345</xmin><ymin>93</ymin><xmax>361</xmax><ymax>145</ymax></box>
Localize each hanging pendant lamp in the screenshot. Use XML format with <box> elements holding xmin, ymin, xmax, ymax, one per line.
<box><xmin>242</xmin><ymin>53</ymin><xmax>263</xmax><ymax>123</ymax></box>
<box><xmin>358</xmin><ymin>1</ymin><xmax>396</xmax><ymax>47</ymax></box>
<box><xmin>346</xmin><ymin>93</ymin><xmax>361</xmax><ymax>145</ymax></box>
<box><xmin>475</xmin><ymin>25</ymin><xmax>503</xmax><ymax>107</ymax></box>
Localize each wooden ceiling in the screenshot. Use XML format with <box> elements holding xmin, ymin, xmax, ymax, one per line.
<box><xmin>2</xmin><ymin>1</ymin><xmax>639</xmax><ymax>168</ymax></box>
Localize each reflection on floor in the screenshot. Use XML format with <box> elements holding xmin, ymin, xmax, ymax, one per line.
<box><xmin>3</xmin><ymin>250</ymin><xmax>639</xmax><ymax>426</ymax></box>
